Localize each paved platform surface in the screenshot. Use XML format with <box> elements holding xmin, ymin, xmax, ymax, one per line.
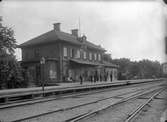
<box><xmin>0</xmin><ymin>80</ymin><xmax>119</xmax><ymax>95</ymax></box>
<box><xmin>0</xmin><ymin>79</ymin><xmax>159</xmax><ymax>95</ymax></box>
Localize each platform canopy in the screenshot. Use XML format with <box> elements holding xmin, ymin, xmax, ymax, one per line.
<box><xmin>70</xmin><ymin>59</ymin><xmax>118</xmax><ymax>68</ymax></box>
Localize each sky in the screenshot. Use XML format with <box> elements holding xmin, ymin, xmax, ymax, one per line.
<box><xmin>0</xmin><ymin>0</ymin><xmax>166</xmax><ymax>63</ymax></box>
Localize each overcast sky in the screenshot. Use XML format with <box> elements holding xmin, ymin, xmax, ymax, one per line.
<box><xmin>0</xmin><ymin>0</ymin><xmax>166</xmax><ymax>63</ymax></box>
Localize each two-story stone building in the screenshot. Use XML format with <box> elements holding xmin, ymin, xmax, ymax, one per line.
<box><xmin>19</xmin><ymin>23</ymin><xmax>118</xmax><ymax>85</ymax></box>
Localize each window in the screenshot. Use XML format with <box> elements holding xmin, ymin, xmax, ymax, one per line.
<box><xmin>83</xmin><ymin>51</ymin><xmax>86</xmax><ymax>59</ymax></box>
<box><xmin>89</xmin><ymin>53</ymin><xmax>92</xmax><ymax>60</ymax></box>
<box><xmin>76</xmin><ymin>50</ymin><xmax>80</xmax><ymax>58</ymax></box>
<box><xmin>94</xmin><ymin>53</ymin><xmax>97</xmax><ymax>60</ymax></box>
<box><xmin>72</xmin><ymin>49</ymin><xmax>75</xmax><ymax>58</ymax></box>
<box><xmin>70</xmin><ymin>48</ymin><xmax>75</xmax><ymax>58</ymax></box>
<box><xmin>49</xmin><ymin>62</ymin><xmax>57</xmax><ymax>79</ymax></box>
<box><xmin>70</xmin><ymin>48</ymin><xmax>73</xmax><ymax>58</ymax></box>
<box><xmin>34</xmin><ymin>48</ymin><xmax>40</xmax><ymax>57</ymax></box>
<box><xmin>63</xmin><ymin>47</ymin><xmax>67</xmax><ymax>57</ymax></box>
<box><xmin>98</xmin><ymin>54</ymin><xmax>101</xmax><ymax>61</ymax></box>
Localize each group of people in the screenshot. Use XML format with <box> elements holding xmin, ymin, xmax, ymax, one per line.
<box><xmin>79</xmin><ymin>73</ymin><xmax>113</xmax><ymax>85</ymax></box>
<box><xmin>65</xmin><ymin>72</ymin><xmax>113</xmax><ymax>85</ymax></box>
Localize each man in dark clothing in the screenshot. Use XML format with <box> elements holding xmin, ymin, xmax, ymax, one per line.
<box><xmin>110</xmin><ymin>73</ymin><xmax>113</xmax><ymax>82</ymax></box>
<box><xmin>100</xmin><ymin>74</ymin><xmax>102</xmax><ymax>82</ymax></box>
<box><xmin>80</xmin><ymin>75</ymin><xmax>83</xmax><ymax>85</ymax></box>
<box><xmin>94</xmin><ymin>75</ymin><xmax>96</xmax><ymax>83</ymax></box>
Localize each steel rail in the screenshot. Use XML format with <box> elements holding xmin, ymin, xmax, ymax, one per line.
<box><xmin>125</xmin><ymin>88</ymin><xmax>165</xmax><ymax>122</ymax></box>
<box><xmin>10</xmin><ymin>86</ymin><xmax>160</xmax><ymax>122</ymax></box>
<box><xmin>67</xmin><ymin>87</ymin><xmax>164</xmax><ymax>122</ymax></box>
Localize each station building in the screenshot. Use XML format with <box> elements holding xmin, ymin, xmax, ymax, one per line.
<box><xmin>19</xmin><ymin>23</ymin><xmax>118</xmax><ymax>85</ymax></box>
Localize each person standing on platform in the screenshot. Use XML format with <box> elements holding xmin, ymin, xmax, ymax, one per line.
<box><xmin>100</xmin><ymin>74</ymin><xmax>102</xmax><ymax>82</ymax></box>
<box><xmin>94</xmin><ymin>75</ymin><xmax>96</xmax><ymax>83</ymax></box>
<box><xmin>110</xmin><ymin>73</ymin><xmax>112</xmax><ymax>82</ymax></box>
<box><xmin>104</xmin><ymin>74</ymin><xmax>107</xmax><ymax>81</ymax></box>
<box><xmin>80</xmin><ymin>75</ymin><xmax>83</xmax><ymax>85</ymax></box>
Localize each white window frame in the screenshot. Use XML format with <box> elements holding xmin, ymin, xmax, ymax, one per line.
<box><xmin>98</xmin><ymin>54</ymin><xmax>101</xmax><ymax>61</ymax></box>
<box><xmin>89</xmin><ymin>52</ymin><xmax>92</xmax><ymax>60</ymax></box>
<box><xmin>83</xmin><ymin>51</ymin><xmax>86</xmax><ymax>59</ymax></box>
<box><xmin>70</xmin><ymin>48</ymin><xmax>73</xmax><ymax>58</ymax></box>
<box><xmin>94</xmin><ymin>53</ymin><xmax>97</xmax><ymax>60</ymax></box>
<box><xmin>63</xmin><ymin>47</ymin><xmax>68</xmax><ymax>57</ymax></box>
<box><xmin>76</xmin><ymin>50</ymin><xmax>80</xmax><ymax>58</ymax></box>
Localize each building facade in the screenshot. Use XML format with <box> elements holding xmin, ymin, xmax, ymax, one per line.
<box><xmin>19</xmin><ymin>23</ymin><xmax>118</xmax><ymax>85</ymax></box>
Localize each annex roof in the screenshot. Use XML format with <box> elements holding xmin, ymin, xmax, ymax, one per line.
<box><xmin>19</xmin><ymin>30</ymin><xmax>105</xmax><ymax>51</ymax></box>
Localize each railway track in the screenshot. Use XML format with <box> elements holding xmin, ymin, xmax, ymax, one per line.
<box><xmin>9</xmin><ymin>84</ymin><xmax>164</xmax><ymax>122</ymax></box>
<box><xmin>70</xmin><ymin>88</ymin><xmax>167</xmax><ymax>122</ymax></box>
<box><xmin>66</xmin><ymin>87</ymin><xmax>165</xmax><ymax>122</ymax></box>
<box><xmin>125</xmin><ymin>88</ymin><xmax>165</xmax><ymax>122</ymax></box>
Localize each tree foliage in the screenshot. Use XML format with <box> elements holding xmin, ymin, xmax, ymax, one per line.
<box><xmin>0</xmin><ymin>25</ymin><xmax>16</xmax><ymax>55</ymax></box>
<box><xmin>0</xmin><ymin>19</ymin><xmax>28</xmax><ymax>89</ymax></box>
<box><xmin>112</xmin><ymin>58</ymin><xmax>162</xmax><ymax>80</ymax></box>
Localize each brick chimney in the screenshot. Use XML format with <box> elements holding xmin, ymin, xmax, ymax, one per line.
<box><xmin>71</xmin><ymin>29</ymin><xmax>78</xmax><ymax>37</ymax></box>
<box><xmin>53</xmin><ymin>23</ymin><xmax>61</xmax><ymax>31</ymax></box>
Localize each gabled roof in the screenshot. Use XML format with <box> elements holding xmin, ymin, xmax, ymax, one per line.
<box><xmin>19</xmin><ymin>30</ymin><xmax>105</xmax><ymax>51</ymax></box>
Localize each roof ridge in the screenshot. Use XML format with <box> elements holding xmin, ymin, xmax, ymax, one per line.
<box><xmin>19</xmin><ymin>29</ymin><xmax>105</xmax><ymax>51</ymax></box>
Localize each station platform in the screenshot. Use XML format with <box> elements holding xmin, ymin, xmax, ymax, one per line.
<box><xmin>0</xmin><ymin>80</ymin><xmax>117</xmax><ymax>95</ymax></box>
<box><xmin>0</xmin><ymin>79</ymin><xmax>161</xmax><ymax>96</ymax></box>
<box><xmin>0</xmin><ymin>79</ymin><xmax>164</xmax><ymax>105</ymax></box>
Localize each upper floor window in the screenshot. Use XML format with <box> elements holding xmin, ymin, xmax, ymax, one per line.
<box><xmin>72</xmin><ymin>49</ymin><xmax>75</xmax><ymax>58</ymax></box>
<box><xmin>70</xmin><ymin>48</ymin><xmax>72</xmax><ymax>58</ymax></box>
<box><xmin>34</xmin><ymin>48</ymin><xmax>40</xmax><ymax>57</ymax></box>
<box><xmin>89</xmin><ymin>52</ymin><xmax>92</xmax><ymax>60</ymax></box>
<box><xmin>83</xmin><ymin>51</ymin><xmax>86</xmax><ymax>59</ymax></box>
<box><xmin>63</xmin><ymin>47</ymin><xmax>67</xmax><ymax>57</ymax></box>
<box><xmin>94</xmin><ymin>53</ymin><xmax>97</xmax><ymax>60</ymax></box>
<box><xmin>98</xmin><ymin>54</ymin><xmax>101</xmax><ymax>61</ymax></box>
<box><xmin>76</xmin><ymin>50</ymin><xmax>80</xmax><ymax>58</ymax></box>
<box><xmin>70</xmin><ymin>48</ymin><xmax>75</xmax><ymax>58</ymax></box>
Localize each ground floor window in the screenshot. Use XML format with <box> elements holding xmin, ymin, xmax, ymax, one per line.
<box><xmin>49</xmin><ymin>62</ymin><xmax>57</xmax><ymax>80</ymax></box>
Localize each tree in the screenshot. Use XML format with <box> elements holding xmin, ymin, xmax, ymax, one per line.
<box><xmin>112</xmin><ymin>58</ymin><xmax>163</xmax><ymax>80</ymax></box>
<box><xmin>112</xmin><ymin>58</ymin><xmax>131</xmax><ymax>80</ymax></box>
<box><xmin>0</xmin><ymin>17</ymin><xmax>28</xmax><ymax>89</ymax></box>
